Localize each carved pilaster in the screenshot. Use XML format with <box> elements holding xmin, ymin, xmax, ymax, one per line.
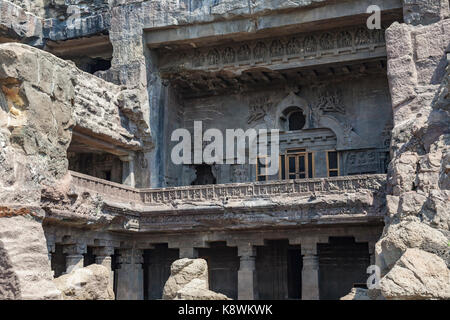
<box><xmin>63</xmin><ymin>243</ymin><xmax>87</xmax><ymax>274</ymax></box>
<box><xmin>369</xmin><ymin>241</ymin><xmax>376</xmax><ymax>266</ymax></box>
<box><xmin>121</xmin><ymin>154</ymin><xmax>136</xmax><ymax>188</ymax></box>
<box><xmin>238</xmin><ymin>244</ymin><xmax>258</xmax><ymax>300</ymax></box>
<box><xmin>179</xmin><ymin>247</ymin><xmax>199</xmax><ymax>259</ymax></box>
<box><xmin>301</xmin><ymin>242</ymin><xmax>319</xmax><ymax>300</ymax></box>
<box><xmin>93</xmin><ymin>246</ymin><xmax>115</xmax><ymax>268</ymax></box>
<box><xmin>93</xmin><ymin>246</ymin><xmax>115</xmax><ymax>290</ymax></box>
<box><xmin>116</xmin><ymin>249</ymin><xmax>143</xmax><ymax>300</ymax></box>
<box><xmin>47</xmin><ymin>243</ymin><xmax>55</xmax><ymax>277</ymax></box>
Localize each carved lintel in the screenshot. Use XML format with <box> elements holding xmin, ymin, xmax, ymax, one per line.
<box><xmin>63</xmin><ymin>243</ymin><xmax>87</xmax><ymax>255</ymax></box>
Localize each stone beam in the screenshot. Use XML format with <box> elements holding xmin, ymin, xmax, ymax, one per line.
<box><xmin>144</xmin><ymin>0</ymin><xmax>402</xmax><ymax>48</ymax></box>
<box><xmin>72</xmin><ymin>130</ymin><xmax>131</xmax><ymax>157</ymax></box>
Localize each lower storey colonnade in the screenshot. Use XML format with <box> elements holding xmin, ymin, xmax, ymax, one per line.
<box><xmin>47</xmin><ymin>230</ymin><xmax>379</xmax><ymax>300</ymax></box>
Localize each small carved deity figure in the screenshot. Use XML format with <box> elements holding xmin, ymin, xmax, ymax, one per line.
<box><xmin>222</xmin><ymin>47</ymin><xmax>236</xmax><ymax>64</ymax></box>
<box><xmin>237</xmin><ymin>44</ymin><xmax>251</xmax><ymax>61</ymax></box>
<box><xmin>337</xmin><ymin>31</ymin><xmax>352</xmax><ymax>48</ymax></box>
<box><xmin>303</xmin><ymin>36</ymin><xmax>317</xmax><ymax>53</ymax></box>
<box><xmin>355</xmin><ymin>28</ymin><xmax>371</xmax><ymax>46</ymax></box>
<box><xmin>314</xmin><ymin>89</ymin><xmax>346</xmax><ymax>114</ymax></box>
<box><xmin>286</xmin><ymin>38</ymin><xmax>302</xmax><ymax>55</ymax></box>
<box><xmin>320</xmin><ymin>33</ymin><xmax>335</xmax><ymax>50</ymax></box>
<box><xmin>247</xmin><ymin>97</ymin><xmax>271</xmax><ymax>124</ymax></box>
<box><xmin>254</xmin><ymin>42</ymin><xmax>267</xmax><ymax>60</ymax></box>
<box><xmin>270</xmin><ymin>40</ymin><xmax>285</xmax><ymax>57</ymax></box>
<box><xmin>207</xmin><ymin>49</ymin><xmax>220</xmax><ymax>65</ymax></box>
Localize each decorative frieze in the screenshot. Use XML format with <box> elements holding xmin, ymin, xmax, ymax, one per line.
<box><xmin>141</xmin><ymin>174</ymin><xmax>386</xmax><ymax>204</ymax></box>
<box><xmin>159</xmin><ymin>26</ymin><xmax>386</xmax><ymax>72</ymax></box>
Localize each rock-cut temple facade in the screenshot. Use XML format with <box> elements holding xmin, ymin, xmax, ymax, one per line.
<box><xmin>0</xmin><ymin>0</ymin><xmax>449</xmax><ymax>300</ymax></box>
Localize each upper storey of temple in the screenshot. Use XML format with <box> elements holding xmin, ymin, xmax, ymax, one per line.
<box><xmin>1</xmin><ymin>0</ymin><xmax>403</xmax><ymax>43</ymax></box>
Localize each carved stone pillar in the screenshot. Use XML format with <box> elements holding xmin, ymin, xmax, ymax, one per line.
<box><xmin>301</xmin><ymin>242</ymin><xmax>319</xmax><ymax>300</ymax></box>
<box><xmin>179</xmin><ymin>247</ymin><xmax>198</xmax><ymax>259</ymax></box>
<box><xmin>120</xmin><ymin>154</ymin><xmax>135</xmax><ymax>187</ymax></box>
<box><xmin>47</xmin><ymin>243</ymin><xmax>55</xmax><ymax>263</ymax></box>
<box><xmin>238</xmin><ymin>245</ymin><xmax>258</xmax><ymax>300</ymax></box>
<box><xmin>63</xmin><ymin>243</ymin><xmax>87</xmax><ymax>274</ymax></box>
<box><xmin>47</xmin><ymin>243</ymin><xmax>55</xmax><ymax>277</ymax></box>
<box><xmin>93</xmin><ymin>246</ymin><xmax>115</xmax><ymax>289</ymax></box>
<box><xmin>369</xmin><ymin>241</ymin><xmax>376</xmax><ymax>266</ymax></box>
<box><xmin>116</xmin><ymin>249</ymin><xmax>143</xmax><ymax>300</ymax></box>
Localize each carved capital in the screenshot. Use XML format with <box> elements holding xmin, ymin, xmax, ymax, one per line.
<box><xmin>92</xmin><ymin>246</ymin><xmax>115</xmax><ymax>257</ymax></box>
<box><xmin>301</xmin><ymin>242</ymin><xmax>318</xmax><ymax>256</ymax></box>
<box><xmin>117</xmin><ymin>249</ymin><xmax>143</xmax><ymax>265</ymax></box>
<box><xmin>237</xmin><ymin>243</ymin><xmax>257</xmax><ymax>258</ymax></box>
<box><xmin>63</xmin><ymin>243</ymin><xmax>87</xmax><ymax>256</ymax></box>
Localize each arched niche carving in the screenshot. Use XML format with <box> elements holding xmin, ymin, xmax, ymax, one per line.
<box><xmin>318</xmin><ymin>114</ymin><xmax>363</xmax><ymax>150</ymax></box>
<box><xmin>275</xmin><ymin>92</ymin><xmax>311</xmax><ymax>131</ymax></box>
<box><xmin>275</xmin><ymin>92</ymin><xmax>363</xmax><ymax>150</ymax></box>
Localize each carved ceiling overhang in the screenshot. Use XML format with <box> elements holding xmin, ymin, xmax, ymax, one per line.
<box><xmin>165</xmin><ymin>58</ymin><xmax>387</xmax><ymax>99</ymax></box>
<box><xmin>159</xmin><ymin>25</ymin><xmax>385</xmax><ymax>74</ymax></box>
<box><xmin>158</xmin><ymin>25</ymin><xmax>388</xmax><ymax>98</ymax></box>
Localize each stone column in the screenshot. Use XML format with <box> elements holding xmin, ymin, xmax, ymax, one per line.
<box><xmin>179</xmin><ymin>247</ymin><xmax>198</xmax><ymax>259</ymax></box>
<box><xmin>47</xmin><ymin>243</ymin><xmax>55</xmax><ymax>277</ymax></box>
<box><xmin>93</xmin><ymin>246</ymin><xmax>115</xmax><ymax>289</ymax></box>
<box><xmin>63</xmin><ymin>243</ymin><xmax>87</xmax><ymax>274</ymax></box>
<box><xmin>238</xmin><ymin>244</ymin><xmax>258</xmax><ymax>300</ymax></box>
<box><xmin>120</xmin><ymin>154</ymin><xmax>136</xmax><ymax>187</ymax></box>
<box><xmin>47</xmin><ymin>243</ymin><xmax>55</xmax><ymax>263</ymax></box>
<box><xmin>369</xmin><ymin>241</ymin><xmax>376</xmax><ymax>266</ymax></box>
<box><xmin>116</xmin><ymin>249</ymin><xmax>143</xmax><ymax>300</ymax></box>
<box><xmin>301</xmin><ymin>242</ymin><xmax>319</xmax><ymax>300</ymax></box>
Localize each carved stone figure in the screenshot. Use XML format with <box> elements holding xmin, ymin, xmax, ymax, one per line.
<box><xmin>247</xmin><ymin>96</ymin><xmax>271</xmax><ymax>124</ymax></box>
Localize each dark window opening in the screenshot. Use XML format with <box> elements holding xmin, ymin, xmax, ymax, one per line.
<box><xmin>83</xmin><ymin>246</ymin><xmax>96</xmax><ymax>267</ymax></box>
<box><xmin>280</xmin><ymin>150</ymin><xmax>314</xmax><ymax>180</ymax></box>
<box><xmin>256</xmin><ymin>240</ymin><xmax>302</xmax><ymax>300</ymax></box>
<box><xmin>104</xmin><ymin>170</ymin><xmax>112</xmax><ymax>182</ymax></box>
<box><xmin>288</xmin><ymin>111</ymin><xmax>306</xmax><ymax>131</ymax></box>
<box><xmin>51</xmin><ymin>244</ymin><xmax>66</xmax><ymax>278</ymax></box>
<box><xmin>318</xmin><ymin>237</ymin><xmax>370</xmax><ymax>300</ymax></box>
<box><xmin>280</xmin><ymin>155</ymin><xmax>286</xmax><ymax>180</ymax></box>
<box><xmin>198</xmin><ymin>242</ymin><xmax>239</xmax><ymax>300</ymax></box>
<box><xmin>87</xmin><ymin>58</ymin><xmax>112</xmax><ymax>74</ymax></box>
<box><xmin>192</xmin><ymin>164</ymin><xmax>216</xmax><ymax>185</ymax></box>
<box><xmin>257</xmin><ymin>157</ymin><xmax>268</xmax><ymax>182</ymax></box>
<box><xmin>327</xmin><ymin>151</ymin><xmax>339</xmax><ymax>177</ymax></box>
<box><xmin>67</xmin><ymin>135</ymin><xmax>123</xmax><ymax>183</ymax></box>
<box><xmin>143</xmin><ymin>245</ymin><xmax>179</xmax><ymax>300</ymax></box>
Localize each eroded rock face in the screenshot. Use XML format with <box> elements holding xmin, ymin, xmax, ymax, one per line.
<box><xmin>0</xmin><ymin>215</ymin><xmax>61</xmax><ymax>300</ymax></box>
<box><xmin>380</xmin><ymin>248</ymin><xmax>450</xmax><ymax>300</ymax></box>
<box><xmin>0</xmin><ymin>43</ymin><xmax>144</xmax><ymax>299</ymax></box>
<box><xmin>163</xmin><ymin>258</ymin><xmax>230</xmax><ymax>300</ymax></box>
<box><xmin>376</xmin><ymin>14</ymin><xmax>450</xmax><ymax>299</ymax></box>
<box><xmin>53</xmin><ymin>264</ymin><xmax>114</xmax><ymax>300</ymax></box>
<box><xmin>403</xmin><ymin>0</ymin><xmax>449</xmax><ymax>26</ymax></box>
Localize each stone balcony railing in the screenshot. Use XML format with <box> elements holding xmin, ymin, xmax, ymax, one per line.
<box><xmin>70</xmin><ymin>170</ymin><xmax>386</xmax><ymax>205</ymax></box>
<box><xmin>69</xmin><ymin>170</ymin><xmax>141</xmax><ymax>202</ymax></box>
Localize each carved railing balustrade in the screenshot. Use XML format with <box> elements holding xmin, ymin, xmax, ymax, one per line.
<box><xmin>70</xmin><ymin>170</ymin><xmax>386</xmax><ymax>206</ymax></box>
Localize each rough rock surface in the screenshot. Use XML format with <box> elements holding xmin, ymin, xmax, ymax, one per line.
<box><xmin>376</xmin><ymin>9</ymin><xmax>450</xmax><ymax>299</ymax></box>
<box><xmin>163</xmin><ymin>258</ymin><xmax>230</xmax><ymax>300</ymax></box>
<box><xmin>53</xmin><ymin>264</ymin><xmax>114</xmax><ymax>300</ymax></box>
<box><xmin>380</xmin><ymin>248</ymin><xmax>450</xmax><ymax>300</ymax></box>
<box><xmin>0</xmin><ymin>0</ymin><xmax>43</xmax><ymax>45</ymax></box>
<box><xmin>0</xmin><ymin>215</ymin><xmax>61</xmax><ymax>299</ymax></box>
<box><xmin>0</xmin><ymin>42</ymin><xmax>143</xmax><ymax>299</ymax></box>
<box><xmin>0</xmin><ymin>42</ymin><xmax>144</xmax><ymax>220</ymax></box>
